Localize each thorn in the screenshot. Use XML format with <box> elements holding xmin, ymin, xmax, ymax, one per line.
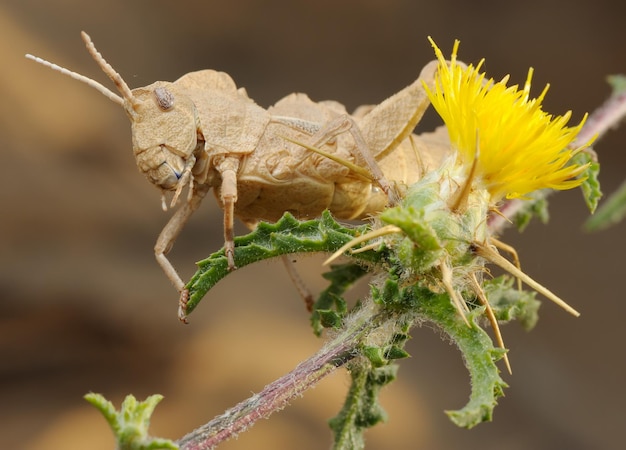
<box><xmin>323</xmin><ymin>225</ymin><xmax>402</xmax><ymax>265</ymax></box>
<box><xmin>449</xmin><ymin>133</ymin><xmax>480</xmax><ymax>212</ymax></box>
<box><xmin>440</xmin><ymin>261</ymin><xmax>471</xmax><ymax>326</ymax></box>
<box><xmin>469</xmin><ymin>272</ymin><xmax>512</xmax><ymax>374</ymax></box>
<box><xmin>473</xmin><ymin>241</ymin><xmax>580</xmax><ymax>317</ymax></box>
<box><xmin>489</xmin><ymin>237</ymin><xmax>523</xmax><ymax>291</ymax></box>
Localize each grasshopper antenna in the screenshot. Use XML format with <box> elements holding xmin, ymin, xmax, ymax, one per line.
<box><xmin>25</xmin><ymin>32</ymin><xmax>140</xmax><ymax>109</ymax></box>
<box><xmin>80</xmin><ymin>31</ymin><xmax>140</xmax><ymax>109</ymax></box>
<box><xmin>25</xmin><ymin>53</ymin><xmax>124</xmax><ymax>106</ymax></box>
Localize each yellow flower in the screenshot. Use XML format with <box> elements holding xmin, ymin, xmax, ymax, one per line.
<box><xmin>423</xmin><ymin>37</ymin><xmax>591</xmax><ymax>202</ymax></box>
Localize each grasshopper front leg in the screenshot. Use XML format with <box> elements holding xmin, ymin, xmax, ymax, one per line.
<box><xmin>214</xmin><ymin>154</ymin><xmax>241</xmax><ymax>270</ymax></box>
<box><xmin>155</xmin><ymin>183</ymin><xmax>211</xmax><ymax>323</ymax></box>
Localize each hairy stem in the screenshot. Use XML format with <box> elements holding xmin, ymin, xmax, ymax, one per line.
<box><xmin>177</xmin><ymin>306</ymin><xmax>379</xmax><ymax>450</ymax></box>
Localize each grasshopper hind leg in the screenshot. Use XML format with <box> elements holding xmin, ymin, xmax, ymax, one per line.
<box><xmin>241</xmin><ymin>216</ymin><xmax>315</xmax><ymax>312</ymax></box>
<box><xmin>281</xmin><ymin>256</ymin><xmax>315</xmax><ymax>312</ymax></box>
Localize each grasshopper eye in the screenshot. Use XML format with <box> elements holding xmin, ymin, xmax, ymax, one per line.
<box><xmin>154</xmin><ymin>86</ymin><xmax>175</xmax><ymax>110</ymax></box>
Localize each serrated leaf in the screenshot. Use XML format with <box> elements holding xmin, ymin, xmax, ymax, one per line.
<box><xmin>585</xmin><ymin>178</ymin><xmax>626</xmax><ymax>231</ymax></box>
<box><xmin>483</xmin><ymin>276</ymin><xmax>541</xmax><ymax>331</ymax></box>
<box><xmin>311</xmin><ymin>263</ymin><xmax>368</xmax><ymax>336</ymax></box>
<box><xmin>575</xmin><ymin>151</ymin><xmax>602</xmax><ymax>214</ymax></box>
<box><xmin>329</xmin><ymin>364</ymin><xmax>397</xmax><ymax>450</ymax></box>
<box><xmin>410</xmin><ymin>288</ymin><xmax>508</xmax><ymax>428</ymax></box>
<box><xmin>185</xmin><ymin>211</ymin><xmax>374</xmax><ymax>314</ymax></box>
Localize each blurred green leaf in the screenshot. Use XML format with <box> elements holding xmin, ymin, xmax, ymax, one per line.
<box><xmin>84</xmin><ymin>393</ymin><xmax>176</xmax><ymax>450</ymax></box>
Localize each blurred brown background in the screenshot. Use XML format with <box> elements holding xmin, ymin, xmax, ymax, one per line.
<box><xmin>2</xmin><ymin>1</ymin><xmax>625</xmax><ymax>449</ymax></box>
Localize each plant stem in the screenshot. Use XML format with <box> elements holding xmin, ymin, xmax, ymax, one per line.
<box><xmin>177</xmin><ymin>309</ymin><xmax>376</xmax><ymax>450</ymax></box>
<box><xmin>577</xmin><ymin>77</ymin><xmax>626</xmax><ymax>147</ymax></box>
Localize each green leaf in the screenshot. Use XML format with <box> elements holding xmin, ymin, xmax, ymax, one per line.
<box><xmin>185</xmin><ymin>211</ymin><xmax>373</xmax><ymax>315</ymax></box>
<box><xmin>381</xmin><ymin>206</ymin><xmax>442</xmax><ymax>252</ymax></box>
<box><xmin>384</xmin><ymin>345</ymin><xmax>410</xmax><ymax>360</ymax></box>
<box><xmin>317</xmin><ymin>309</ymin><xmax>344</xmax><ymax>329</ymax></box>
<box><xmin>410</xmin><ymin>288</ymin><xmax>508</xmax><ymax>428</ymax></box>
<box><xmin>380</xmin><ymin>205</ymin><xmax>444</xmax><ymax>271</ymax></box>
<box><xmin>585</xmin><ymin>178</ymin><xmax>626</xmax><ymax>231</ymax></box>
<box><xmin>84</xmin><ymin>393</ymin><xmax>177</xmax><ymax>450</ymax></box>
<box><xmin>311</xmin><ymin>263</ymin><xmax>369</xmax><ymax>336</ymax></box>
<box><xmin>483</xmin><ymin>276</ymin><xmax>541</xmax><ymax>331</ymax></box>
<box><xmin>575</xmin><ymin>151</ymin><xmax>602</xmax><ymax>214</ymax></box>
<box><xmin>362</xmin><ymin>346</ymin><xmax>388</xmax><ymax>368</ymax></box>
<box><xmin>329</xmin><ymin>364</ymin><xmax>398</xmax><ymax>450</ymax></box>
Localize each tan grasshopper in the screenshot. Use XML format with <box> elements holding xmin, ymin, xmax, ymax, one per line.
<box><xmin>26</xmin><ymin>32</ymin><xmax>449</xmax><ymax>321</ymax></box>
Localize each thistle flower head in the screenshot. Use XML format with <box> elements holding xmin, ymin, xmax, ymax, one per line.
<box><xmin>424</xmin><ymin>37</ymin><xmax>591</xmax><ymax>202</ymax></box>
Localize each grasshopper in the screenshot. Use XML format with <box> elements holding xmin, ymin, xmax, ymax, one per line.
<box><xmin>26</xmin><ymin>32</ymin><xmax>449</xmax><ymax>321</ymax></box>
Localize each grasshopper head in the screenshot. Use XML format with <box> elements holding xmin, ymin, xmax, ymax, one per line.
<box><xmin>127</xmin><ymin>82</ymin><xmax>201</xmax><ymax>190</ymax></box>
<box><xmin>26</xmin><ymin>33</ymin><xmax>204</xmax><ymax>193</ymax></box>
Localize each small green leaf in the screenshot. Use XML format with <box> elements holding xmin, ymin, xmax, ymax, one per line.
<box><xmin>84</xmin><ymin>393</ymin><xmax>177</xmax><ymax>450</ymax></box>
<box><xmin>317</xmin><ymin>309</ymin><xmax>344</xmax><ymax>329</ymax></box>
<box><xmin>483</xmin><ymin>276</ymin><xmax>541</xmax><ymax>331</ymax></box>
<box><xmin>384</xmin><ymin>345</ymin><xmax>410</xmax><ymax>360</ymax></box>
<box><xmin>575</xmin><ymin>151</ymin><xmax>602</xmax><ymax>214</ymax></box>
<box><xmin>311</xmin><ymin>263</ymin><xmax>368</xmax><ymax>336</ymax></box>
<box><xmin>380</xmin><ymin>206</ymin><xmax>444</xmax><ymax>271</ymax></box>
<box><xmin>329</xmin><ymin>364</ymin><xmax>398</xmax><ymax>450</ymax></box>
<box><xmin>585</xmin><ymin>178</ymin><xmax>626</xmax><ymax>231</ymax></box>
<box><xmin>85</xmin><ymin>393</ymin><xmax>119</xmax><ymax>431</ymax></box>
<box><xmin>362</xmin><ymin>346</ymin><xmax>388</xmax><ymax>368</ymax></box>
<box><xmin>371</xmin><ymin>273</ymin><xmax>410</xmax><ymax>309</ymax></box>
<box><xmin>381</xmin><ymin>206</ymin><xmax>442</xmax><ymax>252</ymax></box>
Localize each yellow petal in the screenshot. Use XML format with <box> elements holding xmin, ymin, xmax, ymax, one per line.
<box><xmin>423</xmin><ymin>37</ymin><xmax>591</xmax><ymax>202</ymax></box>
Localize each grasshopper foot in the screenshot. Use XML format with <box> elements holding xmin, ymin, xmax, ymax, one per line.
<box><xmin>178</xmin><ymin>289</ymin><xmax>190</xmax><ymax>324</ymax></box>
<box><xmin>226</xmin><ymin>243</ymin><xmax>237</xmax><ymax>271</ymax></box>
